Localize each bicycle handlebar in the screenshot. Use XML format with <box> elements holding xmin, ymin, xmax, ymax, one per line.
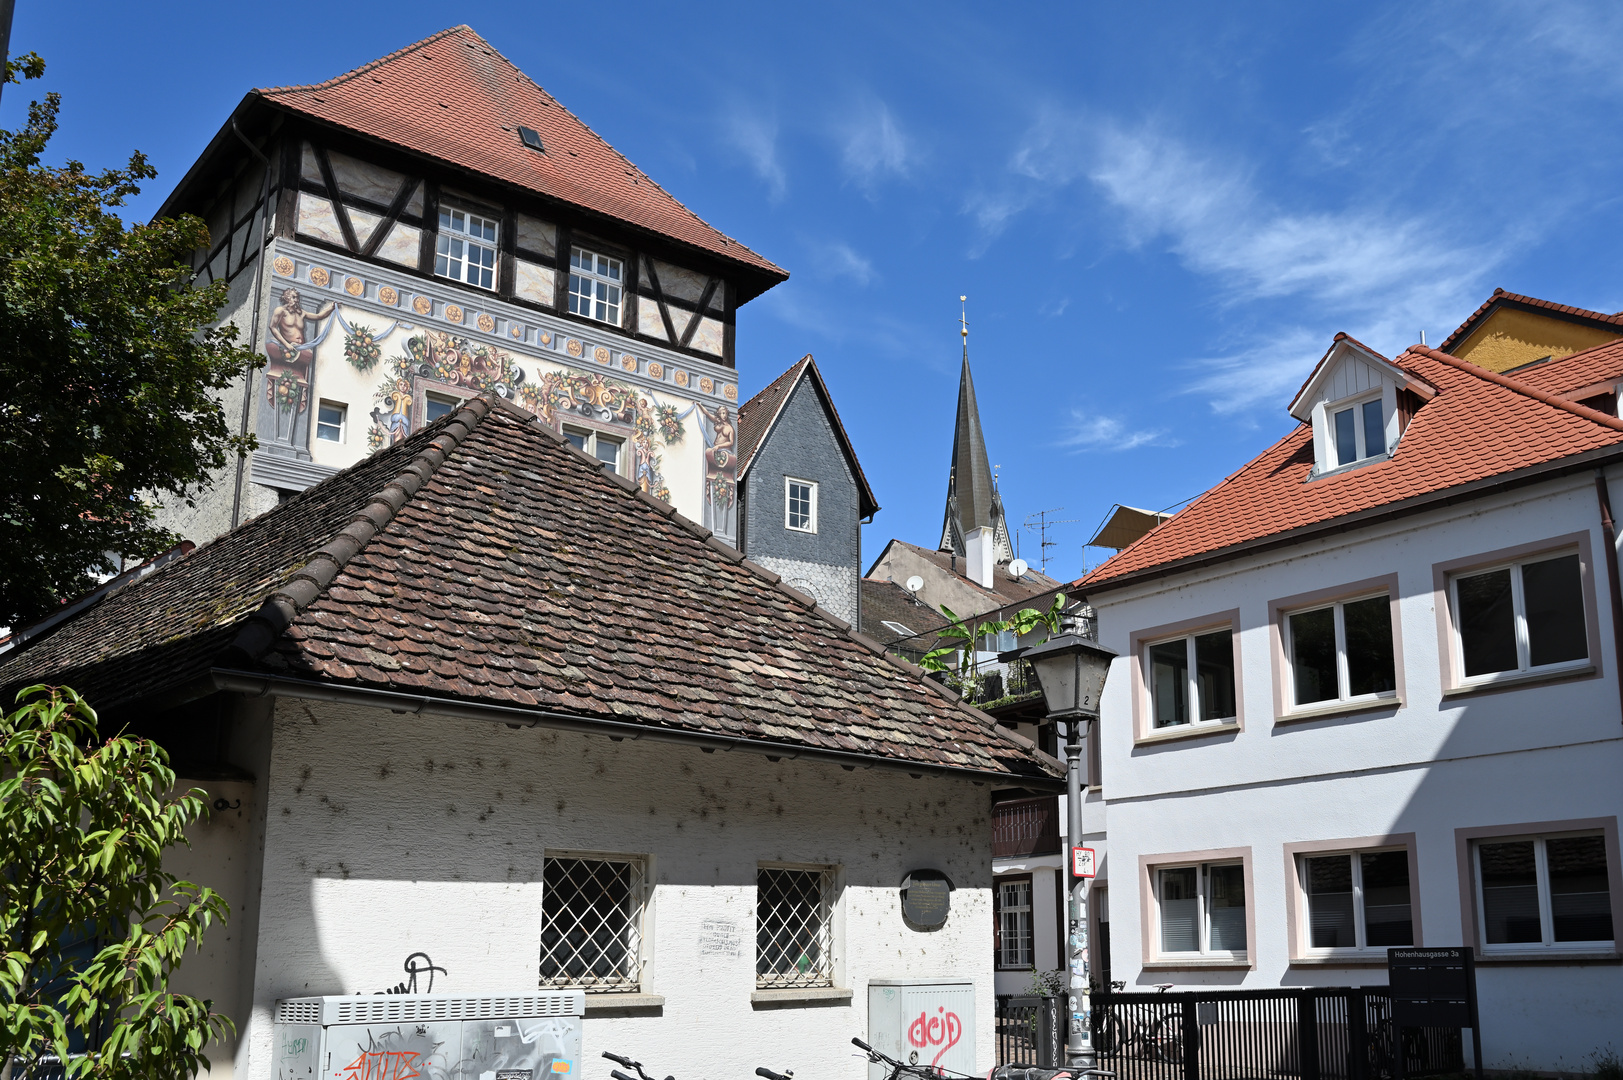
<box><xmin>603</xmin><ymin>1055</ymin><xmax>638</xmax><ymax>1070</ymax></box>
<box><xmin>610</xmin><ymin>1070</ymin><xmax>638</xmax><ymax>1080</ymax></box>
<box><xmin>756</xmin><ymin>1069</ymin><xmax>792</xmax><ymax>1080</ymax></box>
<box><xmin>852</xmin><ymin>1039</ymin><xmax>874</xmax><ymax>1054</ymax></box>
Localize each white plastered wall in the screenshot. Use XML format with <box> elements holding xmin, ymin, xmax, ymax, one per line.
<box><xmin>237</xmin><ymin>699</ymin><xmax>997</xmax><ymax>1080</ymax></box>
<box><xmin>1091</xmin><ymin>471</ymin><xmax>1623</xmax><ymax>1070</ymax></box>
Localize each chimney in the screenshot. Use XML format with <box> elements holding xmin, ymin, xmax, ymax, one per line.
<box><xmin>964</xmin><ymin>527</ymin><xmax>995</xmax><ymax>589</ymax></box>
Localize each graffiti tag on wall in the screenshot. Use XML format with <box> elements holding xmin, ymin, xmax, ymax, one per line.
<box><xmin>907</xmin><ymin>1007</ymin><xmax>962</xmax><ymax>1071</ymax></box>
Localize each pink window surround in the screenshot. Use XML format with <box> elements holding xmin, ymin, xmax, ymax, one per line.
<box><xmin>1138</xmin><ymin>846</ymin><xmax>1256</xmax><ymax>971</ymax></box>
<box><xmin>1453</xmin><ymin>816</ymin><xmax>1623</xmax><ymax>963</ymax></box>
<box><xmin>1430</xmin><ymin>531</ymin><xmax>1603</xmax><ymax>695</ymax></box>
<box><xmin>1282</xmin><ymin>834</ymin><xmax>1421</xmax><ymax>966</ymax></box>
<box><xmin>1267</xmin><ymin>573</ymin><xmax>1405</xmax><ymax>724</ymax></box>
<box><xmin>1127</xmin><ymin>609</ymin><xmax>1243</xmax><ymax>746</ymax></box>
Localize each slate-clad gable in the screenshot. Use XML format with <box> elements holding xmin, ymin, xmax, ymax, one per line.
<box><xmin>0</xmin><ymin>398</ymin><xmax>1056</xmax><ymax>784</ymax></box>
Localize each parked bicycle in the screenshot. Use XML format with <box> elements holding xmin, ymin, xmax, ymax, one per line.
<box><xmin>1363</xmin><ymin>998</ymin><xmax>1431</xmax><ymax>1080</ymax></box>
<box><xmin>604</xmin><ymin>1051</ymin><xmax>674</xmax><ymax>1080</ymax></box>
<box><xmin>989</xmin><ymin>1066</ymin><xmax>1116</xmax><ymax>1080</ymax></box>
<box><xmin>1094</xmin><ymin>983</ymin><xmax>1187</xmax><ymax>1064</ymax></box>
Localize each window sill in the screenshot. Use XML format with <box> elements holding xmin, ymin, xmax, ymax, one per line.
<box><xmin>1308</xmin><ymin>452</ymin><xmax>1392</xmax><ymax>482</ymax></box>
<box><xmin>1441</xmin><ymin>664</ymin><xmax>1595</xmax><ymax>699</ymax></box>
<box><xmin>583</xmin><ymin>993</ymin><xmax>665</xmax><ymax>1015</ymax></box>
<box><xmin>1476</xmin><ymin>948</ymin><xmax>1619</xmax><ymax>965</ymax></box>
<box><xmin>1275</xmin><ymin>696</ymin><xmax>1401</xmax><ymax>725</ymax></box>
<box><xmin>750</xmin><ymin>987</ymin><xmax>853</xmax><ymax>1008</ymax></box>
<box><xmin>1134</xmin><ymin>721</ymin><xmax>1240</xmax><ymax>747</ymax></box>
<box><xmin>1142</xmin><ymin>957</ymin><xmax>1251</xmax><ymax>970</ymax></box>
<box><xmin>1288</xmin><ymin>955</ymin><xmax>1394</xmax><ymax>968</ymax></box>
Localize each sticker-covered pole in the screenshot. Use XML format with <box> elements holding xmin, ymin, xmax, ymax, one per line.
<box><xmin>1065</xmin><ymin>718</ymin><xmax>1093</xmax><ymax>1070</ymax></box>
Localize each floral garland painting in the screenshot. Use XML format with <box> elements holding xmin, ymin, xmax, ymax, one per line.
<box><xmin>517</xmin><ymin>370</ymin><xmax>683</xmax><ymax>503</ymax></box>
<box><xmin>368</xmin><ymin>330</ymin><xmax>526</xmax><ymax>450</ymax></box>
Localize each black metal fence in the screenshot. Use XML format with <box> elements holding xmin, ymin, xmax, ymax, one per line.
<box><xmin>996</xmin><ymin>989</ymin><xmax>1464</xmax><ymax>1079</ymax></box>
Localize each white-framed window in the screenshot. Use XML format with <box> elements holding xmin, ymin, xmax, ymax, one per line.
<box><xmin>435</xmin><ymin>207</ymin><xmax>499</xmax><ymax>290</ymax></box>
<box><xmin>1145</xmin><ymin>627</ymin><xmax>1237</xmax><ymax>729</ymax></box>
<box><xmin>785</xmin><ymin>478</ymin><xmax>817</xmax><ymax>532</ymax></box>
<box><xmin>539</xmin><ymin>853</ymin><xmax>646</xmax><ymax>992</ymax></box>
<box><xmin>1300</xmin><ymin>848</ymin><xmax>1414</xmax><ymax>952</ymax></box>
<box><xmin>569</xmin><ymin>247</ymin><xmax>623</xmax><ymax>325</ymax></box>
<box><xmin>316</xmin><ymin>400</ymin><xmax>346</xmax><ymax>443</ymax></box>
<box><xmin>1474</xmin><ymin>832</ymin><xmax>1613</xmax><ymax>952</ymax></box>
<box><xmin>563</xmin><ymin>427</ymin><xmax>626</xmax><ymax>476</ymax></box>
<box><xmin>996</xmin><ymin>875</ymin><xmax>1034</xmax><ymax>969</ymax></box>
<box><xmin>1451</xmin><ymin>551</ymin><xmax>1588</xmax><ymax>682</ymax></box>
<box><xmin>425</xmin><ymin>392</ymin><xmax>461</xmax><ymax>424</ymax></box>
<box><xmin>1156</xmin><ymin>862</ymin><xmax>1247</xmax><ymax>957</ymax></box>
<box><xmin>757</xmin><ymin>864</ymin><xmax>835</xmax><ymax>989</ymax></box>
<box><xmin>1329</xmin><ymin>392</ymin><xmax>1387</xmax><ymax>466</ymax></box>
<box><xmin>1285</xmin><ymin>593</ymin><xmax>1395</xmax><ymax>708</ymax></box>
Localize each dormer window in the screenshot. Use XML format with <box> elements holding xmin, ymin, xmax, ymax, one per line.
<box><xmin>1333</xmin><ymin>395</ymin><xmax>1386</xmax><ymax>466</ymax></box>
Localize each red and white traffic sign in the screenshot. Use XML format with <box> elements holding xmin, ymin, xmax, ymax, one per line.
<box><xmin>1072</xmin><ymin>846</ymin><xmax>1096</xmax><ymax>879</ymax></box>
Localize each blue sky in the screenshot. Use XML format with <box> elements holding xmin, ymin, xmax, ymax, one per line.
<box><xmin>15</xmin><ymin>2</ymin><xmax>1623</xmax><ymax>582</ymax></box>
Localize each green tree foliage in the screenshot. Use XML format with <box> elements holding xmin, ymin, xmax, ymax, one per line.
<box><xmin>0</xmin><ymin>55</ymin><xmax>259</xmax><ymax>627</ymax></box>
<box><xmin>0</xmin><ymin>685</ymin><xmax>232</xmax><ymax>1080</ymax></box>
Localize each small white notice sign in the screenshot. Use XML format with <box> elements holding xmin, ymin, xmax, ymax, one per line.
<box><xmin>1072</xmin><ymin>846</ymin><xmax>1096</xmax><ymax>879</ymax></box>
<box><xmin>698</xmin><ymin>917</ymin><xmax>740</xmax><ymax>958</ymax></box>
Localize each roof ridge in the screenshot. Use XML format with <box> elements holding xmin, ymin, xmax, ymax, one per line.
<box><xmin>225</xmin><ymin>395</ymin><xmax>495</xmax><ymax>661</ymax></box>
<box><xmin>1408</xmin><ymin>345</ymin><xmax>1623</xmax><ymax>433</ymax></box>
<box><xmin>257</xmin><ymin>25</ymin><xmax>467</xmax><ymax>96</ymax></box>
<box><xmin>1440</xmin><ymin>287</ymin><xmax>1623</xmax><ymax>352</ymax></box>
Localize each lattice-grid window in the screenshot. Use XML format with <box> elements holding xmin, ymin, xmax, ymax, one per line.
<box><xmin>435</xmin><ymin>207</ymin><xmax>498</xmax><ymax>290</ymax></box>
<box><xmin>539</xmin><ymin>854</ymin><xmax>645</xmax><ymax>993</ymax></box>
<box><xmin>996</xmin><ymin>876</ymin><xmax>1034</xmax><ymax>969</ymax></box>
<box><xmin>757</xmin><ymin>864</ymin><xmax>834</xmax><ymax>988</ymax></box>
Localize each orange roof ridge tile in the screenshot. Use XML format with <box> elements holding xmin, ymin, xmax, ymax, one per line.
<box><xmin>1406</xmin><ymin>344</ymin><xmax>1623</xmax><ymax>433</ymax></box>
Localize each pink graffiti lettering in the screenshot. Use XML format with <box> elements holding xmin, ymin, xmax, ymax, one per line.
<box><xmin>906</xmin><ymin>1006</ymin><xmax>963</xmax><ymax>1070</ymax></box>
<box><xmin>336</xmin><ymin>1050</ymin><xmax>422</xmax><ymax>1080</ymax></box>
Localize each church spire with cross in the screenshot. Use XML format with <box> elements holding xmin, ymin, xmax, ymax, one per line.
<box><xmin>939</xmin><ymin>297</ymin><xmax>1013</xmax><ymax>586</ymax></box>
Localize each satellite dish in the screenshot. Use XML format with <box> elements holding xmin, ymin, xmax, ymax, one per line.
<box><xmin>904</xmin><ymin>575</ymin><xmax>925</xmax><ymax>594</ymax></box>
<box><xmin>1008</xmin><ymin>559</ymin><xmax>1029</xmax><ymax>579</ymax></box>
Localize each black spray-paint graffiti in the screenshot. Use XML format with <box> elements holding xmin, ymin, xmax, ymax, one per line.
<box><xmin>381</xmin><ymin>952</ymin><xmax>447</xmax><ymax>995</ymax></box>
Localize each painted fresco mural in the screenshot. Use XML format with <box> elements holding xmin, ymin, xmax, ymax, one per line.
<box><xmin>258</xmin><ymin>286</ymin><xmax>338</xmax><ymax>453</ymax></box>
<box><xmin>259</xmin><ymin>267</ymin><xmax>738</xmax><ymax>543</ymax></box>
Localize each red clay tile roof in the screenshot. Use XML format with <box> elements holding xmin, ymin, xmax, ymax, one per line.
<box><xmin>1079</xmin><ymin>345</ymin><xmax>1623</xmax><ymax>592</ymax></box>
<box><xmin>1439</xmin><ymin>288</ymin><xmax>1623</xmax><ymax>354</ymax></box>
<box><xmin>257</xmin><ymin>26</ymin><xmax>786</xmax><ymax>295</ymax></box>
<box><xmin>1</xmin><ymin>398</ymin><xmax>1055</xmax><ymax>784</ymax></box>
<box><xmin>736</xmin><ymin>355</ymin><xmax>879</xmax><ymax>519</ymax></box>
<box><xmin>1508</xmin><ymin>335</ymin><xmax>1623</xmax><ymax>398</ymax></box>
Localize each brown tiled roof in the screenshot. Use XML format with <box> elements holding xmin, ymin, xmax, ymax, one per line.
<box><xmin>1439</xmin><ymin>288</ymin><xmax>1623</xmax><ymax>354</ymax></box>
<box><xmin>1078</xmin><ymin>344</ymin><xmax>1623</xmax><ymax>592</ymax></box>
<box><xmin>869</xmin><ymin>539</ymin><xmax>1064</xmax><ymax>607</ymax></box>
<box><xmin>1</xmin><ymin>399</ymin><xmax>1055</xmax><ymax>783</ymax></box>
<box><xmin>860</xmin><ymin>578</ymin><xmax>951</xmax><ymax>652</ymax></box>
<box><xmin>254</xmin><ymin>26</ymin><xmax>786</xmax><ymax>296</ymax></box>
<box><xmin>736</xmin><ymin>355</ymin><xmax>879</xmax><ymax>519</ymax></box>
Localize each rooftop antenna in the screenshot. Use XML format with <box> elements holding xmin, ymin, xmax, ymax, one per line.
<box><xmin>1023</xmin><ymin>508</ymin><xmax>1078</xmax><ymax>574</ymax></box>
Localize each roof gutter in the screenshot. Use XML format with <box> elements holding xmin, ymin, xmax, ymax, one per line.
<box><xmin>1083</xmin><ymin>442</ymin><xmax>1623</xmax><ymax>598</ymax></box>
<box><xmin>209</xmin><ymin>668</ymin><xmax>1065</xmax><ymax>791</ymax></box>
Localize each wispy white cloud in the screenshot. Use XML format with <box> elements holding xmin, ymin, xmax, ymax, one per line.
<box><xmin>839</xmin><ymin>100</ymin><xmax>914</xmax><ymax>192</ymax></box>
<box><xmin>1040</xmin><ymin>296</ymin><xmax>1071</xmax><ymax>318</ymax></box>
<box><xmin>807</xmin><ymin>240</ymin><xmax>877</xmax><ymax>285</ymax></box>
<box><xmin>1060</xmin><ymin>410</ymin><xmax>1176</xmax><ymax>452</ymax></box>
<box><xmin>724</xmin><ymin>107</ymin><xmax>786</xmax><ymax>202</ymax></box>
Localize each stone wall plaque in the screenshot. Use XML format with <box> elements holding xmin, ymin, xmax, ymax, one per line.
<box><xmin>900</xmin><ymin>869</ymin><xmax>954</xmax><ymax>930</ymax></box>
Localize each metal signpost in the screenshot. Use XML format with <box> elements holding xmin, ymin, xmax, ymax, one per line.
<box><xmin>1387</xmin><ymin>947</ymin><xmax>1483</xmax><ymax>1080</ymax></box>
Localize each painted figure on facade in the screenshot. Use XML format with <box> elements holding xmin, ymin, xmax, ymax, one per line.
<box><xmin>259</xmin><ymin>288</ymin><xmax>336</xmax><ymax>454</ymax></box>
<box><xmin>368</xmin><ymin>330</ymin><xmax>525</xmax><ymax>450</ymax></box>
<box><xmin>695</xmin><ymin>402</ymin><xmax>738</xmax><ymax>543</ymax></box>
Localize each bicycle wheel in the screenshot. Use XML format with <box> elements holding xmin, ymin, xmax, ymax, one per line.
<box><xmin>1096</xmin><ymin>1011</ymin><xmax>1123</xmax><ymax>1056</ymax></box>
<box><xmin>1149</xmin><ymin>1013</ymin><xmax>1184</xmax><ymax>1065</ymax></box>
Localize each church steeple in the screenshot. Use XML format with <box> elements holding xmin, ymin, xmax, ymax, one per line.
<box><xmin>939</xmin><ymin>298</ymin><xmax>1013</xmax><ymax>583</ymax></box>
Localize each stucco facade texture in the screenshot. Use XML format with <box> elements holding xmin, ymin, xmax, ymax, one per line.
<box><xmin>213</xmin><ymin>700</ymin><xmax>994</xmax><ymax>1080</ymax></box>
<box><xmin>742</xmin><ymin>379</ymin><xmax>860</xmax><ymax>624</ymax></box>
<box><xmin>1091</xmin><ymin>472</ymin><xmax>1623</xmax><ymax>1071</ymax></box>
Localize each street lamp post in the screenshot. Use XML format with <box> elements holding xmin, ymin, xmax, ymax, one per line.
<box><xmin>1021</xmin><ymin>632</ymin><xmax>1116</xmax><ymax>1070</ymax></box>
